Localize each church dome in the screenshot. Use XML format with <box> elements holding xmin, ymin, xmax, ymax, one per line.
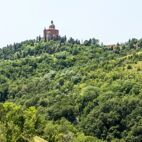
<box><xmin>49</xmin><ymin>20</ymin><xmax>55</xmax><ymax>29</ymax></box>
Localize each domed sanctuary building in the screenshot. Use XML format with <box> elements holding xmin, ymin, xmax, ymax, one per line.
<box><xmin>43</xmin><ymin>21</ymin><xmax>59</xmax><ymax>41</ymax></box>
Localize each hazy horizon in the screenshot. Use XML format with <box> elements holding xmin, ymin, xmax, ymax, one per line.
<box><xmin>0</xmin><ymin>0</ymin><xmax>142</xmax><ymax>47</ymax></box>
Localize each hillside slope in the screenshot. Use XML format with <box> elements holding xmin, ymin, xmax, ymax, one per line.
<box><xmin>1</xmin><ymin>38</ymin><xmax>142</xmax><ymax>141</ymax></box>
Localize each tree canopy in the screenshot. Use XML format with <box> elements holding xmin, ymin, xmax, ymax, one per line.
<box><xmin>1</xmin><ymin>37</ymin><xmax>142</xmax><ymax>141</ymax></box>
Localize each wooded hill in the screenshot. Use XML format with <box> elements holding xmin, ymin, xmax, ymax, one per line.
<box><xmin>1</xmin><ymin>38</ymin><xmax>142</xmax><ymax>141</ymax></box>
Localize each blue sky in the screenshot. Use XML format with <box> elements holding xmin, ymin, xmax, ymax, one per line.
<box><xmin>0</xmin><ymin>0</ymin><xmax>142</xmax><ymax>47</ymax></box>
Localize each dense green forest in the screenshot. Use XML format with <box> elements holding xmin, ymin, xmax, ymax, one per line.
<box><xmin>1</xmin><ymin>37</ymin><xmax>142</xmax><ymax>141</ymax></box>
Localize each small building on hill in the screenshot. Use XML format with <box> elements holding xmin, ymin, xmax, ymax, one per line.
<box><xmin>43</xmin><ymin>21</ymin><xmax>59</xmax><ymax>41</ymax></box>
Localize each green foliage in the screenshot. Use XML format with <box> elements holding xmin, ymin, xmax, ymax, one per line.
<box><xmin>1</xmin><ymin>38</ymin><xmax>142</xmax><ymax>141</ymax></box>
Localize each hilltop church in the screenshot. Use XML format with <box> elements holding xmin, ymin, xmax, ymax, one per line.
<box><xmin>43</xmin><ymin>21</ymin><xmax>59</xmax><ymax>41</ymax></box>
